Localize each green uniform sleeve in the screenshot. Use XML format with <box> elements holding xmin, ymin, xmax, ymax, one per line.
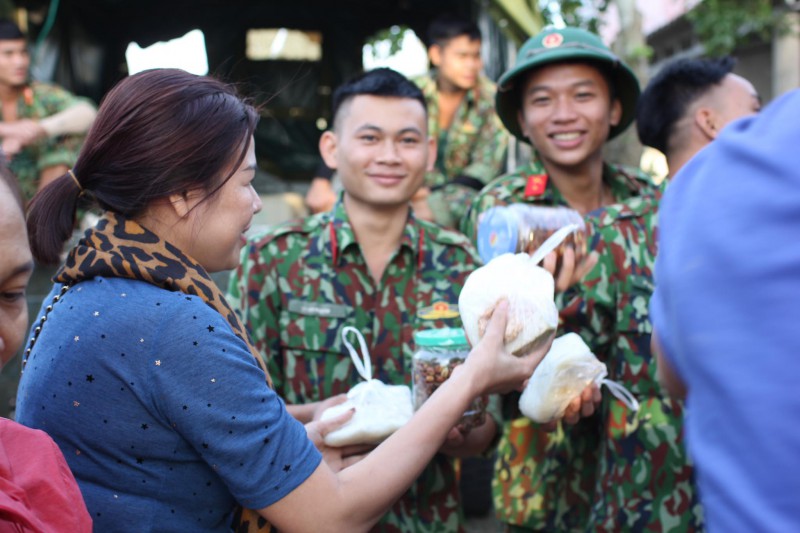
<box><xmin>228</xmin><ymin>237</ymin><xmax>286</xmax><ymax>392</ymax></box>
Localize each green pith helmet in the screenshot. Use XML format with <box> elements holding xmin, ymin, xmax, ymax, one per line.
<box><xmin>496</xmin><ymin>26</ymin><xmax>640</xmax><ymax>142</ymax></box>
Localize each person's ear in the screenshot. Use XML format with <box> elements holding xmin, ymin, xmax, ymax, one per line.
<box><xmin>168</xmin><ymin>189</ymin><xmax>202</xmax><ymax>219</ymax></box>
<box><xmin>695</xmin><ymin>107</ymin><xmax>719</xmax><ymax>140</ymax></box>
<box><xmin>429</xmin><ymin>44</ymin><xmax>443</xmax><ymax>68</ymax></box>
<box><xmin>426</xmin><ymin>135</ymin><xmax>437</xmax><ymax>172</ymax></box>
<box><xmin>609</xmin><ymin>98</ymin><xmax>622</xmax><ymax>127</ymax></box>
<box><xmin>517</xmin><ymin>110</ymin><xmax>530</xmax><ymax>140</ymax></box>
<box><xmin>319</xmin><ymin>130</ymin><xmax>339</xmax><ymax>170</ymax></box>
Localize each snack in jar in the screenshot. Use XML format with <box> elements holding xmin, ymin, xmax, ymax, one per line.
<box><xmin>411</xmin><ymin>327</ymin><xmax>486</xmax><ymax>429</ymax></box>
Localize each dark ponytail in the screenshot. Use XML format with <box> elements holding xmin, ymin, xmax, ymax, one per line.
<box><xmin>27</xmin><ymin>170</ymin><xmax>84</xmax><ymax>264</ymax></box>
<box><xmin>26</xmin><ymin>68</ymin><xmax>259</xmax><ymax>265</ymax></box>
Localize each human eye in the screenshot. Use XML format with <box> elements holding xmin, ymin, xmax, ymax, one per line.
<box><xmin>359</xmin><ymin>133</ymin><xmax>378</xmax><ymax>143</ymax></box>
<box><xmin>529</xmin><ymin>94</ymin><xmax>550</xmax><ymax>106</ymax></box>
<box><xmin>0</xmin><ymin>289</ymin><xmax>26</xmax><ymax>304</ymax></box>
<box><xmin>400</xmin><ymin>135</ymin><xmax>420</xmax><ymax>145</ymax></box>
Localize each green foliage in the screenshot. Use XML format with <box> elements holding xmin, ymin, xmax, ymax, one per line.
<box><xmin>688</xmin><ymin>0</ymin><xmax>782</xmax><ymax>56</ymax></box>
<box><xmin>539</xmin><ymin>0</ymin><xmax>611</xmax><ymax>33</ymax></box>
<box><xmin>365</xmin><ymin>25</ymin><xmax>409</xmax><ymax>59</ymax></box>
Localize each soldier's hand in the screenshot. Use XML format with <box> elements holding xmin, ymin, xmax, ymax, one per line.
<box><xmin>539</xmin><ymin>383</ymin><xmax>601</xmax><ymax>431</ymax></box>
<box><xmin>305</xmin><ymin>409</ymin><xmax>373</xmax><ymax>471</ymax></box>
<box><xmin>5</xmin><ymin>119</ymin><xmax>47</xmax><ymax>146</ymax></box>
<box><xmin>541</xmin><ymin>248</ymin><xmax>599</xmax><ymax>293</ymax></box>
<box><xmin>311</xmin><ymin>393</ymin><xmax>349</xmax><ymax>422</ymax></box>
<box><xmin>1</xmin><ymin>137</ymin><xmax>23</xmax><ymax>158</ymax></box>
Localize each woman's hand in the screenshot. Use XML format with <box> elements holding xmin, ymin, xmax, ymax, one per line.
<box><xmin>464</xmin><ymin>300</ymin><xmax>552</xmax><ymax>396</ymax></box>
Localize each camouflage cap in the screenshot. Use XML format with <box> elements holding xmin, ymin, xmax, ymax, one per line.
<box><xmin>496</xmin><ymin>27</ymin><xmax>640</xmax><ymax>142</ymax></box>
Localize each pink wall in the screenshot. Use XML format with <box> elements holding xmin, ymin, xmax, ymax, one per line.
<box><xmin>600</xmin><ymin>0</ymin><xmax>702</xmax><ymax>44</ymax></box>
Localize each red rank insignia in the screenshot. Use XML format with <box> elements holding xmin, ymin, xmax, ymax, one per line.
<box><xmin>524</xmin><ymin>174</ymin><xmax>548</xmax><ymax>197</ymax></box>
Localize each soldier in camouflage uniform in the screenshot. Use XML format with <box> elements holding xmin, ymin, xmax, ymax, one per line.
<box><xmin>552</xmin><ymin>56</ymin><xmax>762</xmax><ymax>532</ymax></box>
<box><xmin>230</xmin><ymin>68</ymin><xmax>499</xmax><ymax>533</ymax></box>
<box><xmin>0</xmin><ymin>20</ymin><xmax>95</xmax><ymax>203</ymax></box>
<box><xmin>410</xmin><ymin>14</ymin><xmax>507</xmax><ymax>230</ymax></box>
<box><xmin>560</xmin><ymin>195</ymin><xmax>703</xmax><ymax>531</ymax></box>
<box><xmin>304</xmin><ymin>16</ymin><xmax>507</xmax><ymax>227</ymax></box>
<box><xmin>460</xmin><ymin>28</ymin><xmax>666</xmax><ymax>531</ymax></box>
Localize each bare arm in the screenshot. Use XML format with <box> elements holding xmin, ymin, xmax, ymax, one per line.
<box><xmin>258</xmin><ymin>301</ymin><xmax>548</xmax><ymax>532</ymax></box>
<box><xmin>0</xmin><ymin>101</ymin><xmax>96</xmax><ymax>148</ymax></box>
<box><xmin>38</xmin><ymin>101</ymin><xmax>97</xmax><ymax>137</ymax></box>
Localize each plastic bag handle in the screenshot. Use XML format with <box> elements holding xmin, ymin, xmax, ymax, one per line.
<box><xmin>341</xmin><ymin>326</ymin><xmax>372</xmax><ymax>382</ymax></box>
<box><xmin>600</xmin><ymin>379</ymin><xmax>640</xmax><ymax>412</ymax></box>
<box><xmin>529</xmin><ymin>223</ymin><xmax>581</xmax><ymax>265</ymax></box>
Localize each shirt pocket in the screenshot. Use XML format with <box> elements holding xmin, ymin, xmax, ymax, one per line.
<box><xmin>278</xmin><ymin>301</ymin><xmax>357</xmax><ymax>404</ymax></box>
<box><xmin>613</xmin><ymin>274</ymin><xmax>656</xmax><ymax>395</ymax></box>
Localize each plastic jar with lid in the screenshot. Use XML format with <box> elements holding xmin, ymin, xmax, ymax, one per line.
<box><xmin>412</xmin><ymin>327</ymin><xmax>486</xmax><ymax>429</ymax></box>
<box><xmin>477</xmin><ymin>204</ymin><xmax>587</xmax><ymax>264</ymax></box>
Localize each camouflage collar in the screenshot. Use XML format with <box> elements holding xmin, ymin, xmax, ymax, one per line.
<box><xmin>509</xmin><ymin>159</ymin><xmax>651</xmax><ymax>204</ymax></box>
<box><xmin>326</xmin><ymin>199</ymin><xmax>423</xmax><ymax>268</ymax></box>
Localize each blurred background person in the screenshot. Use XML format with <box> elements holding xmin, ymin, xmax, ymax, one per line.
<box><xmin>0</xmin><ymin>19</ymin><xmax>95</xmax><ymax>203</ymax></box>
<box><xmin>410</xmin><ymin>13</ymin><xmax>507</xmax><ymax>229</ymax></box>
<box><xmin>636</xmin><ymin>55</ymin><xmax>760</xmax><ymax>177</ymax></box>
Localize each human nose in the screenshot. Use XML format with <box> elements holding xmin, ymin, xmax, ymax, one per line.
<box><xmin>470</xmin><ymin>55</ymin><xmax>483</xmax><ymax>72</ymax></box>
<box><xmin>376</xmin><ymin>139</ymin><xmax>401</xmax><ymax>164</ymax></box>
<box><xmin>552</xmin><ymin>95</ymin><xmax>578</xmax><ymax>122</ymax></box>
<box><xmin>251</xmin><ymin>187</ymin><xmax>263</xmax><ymax>214</ymax></box>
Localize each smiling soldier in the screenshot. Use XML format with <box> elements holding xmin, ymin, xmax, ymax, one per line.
<box><xmin>460</xmin><ymin>27</ymin><xmax>663</xmax><ymax>532</ymax></box>
<box><xmin>229</xmin><ymin>68</ymin><xmax>498</xmax><ymax>533</ymax></box>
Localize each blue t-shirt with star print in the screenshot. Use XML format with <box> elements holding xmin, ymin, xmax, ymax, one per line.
<box><xmin>16</xmin><ymin>277</ymin><xmax>321</xmax><ymax>532</ymax></box>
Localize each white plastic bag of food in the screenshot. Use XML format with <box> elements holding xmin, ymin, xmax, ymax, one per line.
<box><xmin>458</xmin><ymin>252</ymin><xmax>559</xmax><ymax>355</ymax></box>
<box><xmin>518</xmin><ymin>333</ymin><xmax>639</xmax><ymax>423</ymax></box>
<box><xmin>320</xmin><ymin>327</ymin><xmax>413</xmax><ymax>446</ymax></box>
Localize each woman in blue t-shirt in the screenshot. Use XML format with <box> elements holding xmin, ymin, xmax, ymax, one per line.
<box><xmin>15</xmin><ymin>68</ymin><xmax>547</xmax><ymax>532</ymax></box>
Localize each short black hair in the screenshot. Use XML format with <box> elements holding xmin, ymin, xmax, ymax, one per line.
<box><xmin>637</xmin><ymin>56</ymin><xmax>736</xmax><ymax>153</ymax></box>
<box><xmin>331</xmin><ymin>68</ymin><xmax>427</xmax><ymax>130</ymax></box>
<box><xmin>426</xmin><ymin>13</ymin><xmax>481</xmax><ymax>48</ymax></box>
<box><xmin>0</xmin><ymin>19</ymin><xmax>25</xmax><ymax>41</ymax></box>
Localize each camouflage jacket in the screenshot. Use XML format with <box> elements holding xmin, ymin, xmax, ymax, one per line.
<box><xmin>4</xmin><ymin>82</ymin><xmax>90</xmax><ymax>202</ymax></box>
<box><xmin>229</xmin><ymin>201</ymin><xmax>482</xmax><ymax>533</ymax></box>
<box><xmin>560</xmin><ymin>194</ymin><xmax>703</xmax><ymax>532</ymax></box>
<box><xmin>460</xmin><ymin>159</ymin><xmax>658</xmax><ymax>531</ymax></box>
<box><xmin>414</xmin><ymin>73</ymin><xmax>508</xmax><ymax>229</ymax></box>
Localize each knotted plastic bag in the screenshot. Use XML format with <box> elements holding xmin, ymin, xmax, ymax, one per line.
<box><xmin>458</xmin><ymin>252</ymin><xmax>559</xmax><ymax>356</ymax></box>
<box><xmin>320</xmin><ymin>326</ymin><xmax>414</xmax><ymax>447</ymax></box>
<box><xmin>518</xmin><ymin>333</ymin><xmax>639</xmax><ymax>423</ymax></box>
<box><xmin>459</xmin><ymin>225</ymin><xmax>581</xmax><ymax>356</ymax></box>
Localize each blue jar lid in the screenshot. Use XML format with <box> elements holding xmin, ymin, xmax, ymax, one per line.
<box><xmin>477</xmin><ymin>206</ymin><xmax>518</xmax><ymax>263</ymax></box>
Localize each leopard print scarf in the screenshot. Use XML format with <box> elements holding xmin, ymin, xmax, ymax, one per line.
<box><xmin>57</xmin><ymin>212</ymin><xmax>275</xmax><ymax>533</ymax></box>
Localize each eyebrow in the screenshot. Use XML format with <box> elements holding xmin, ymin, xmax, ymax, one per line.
<box><xmin>355</xmin><ymin>124</ymin><xmax>423</xmax><ymax>135</ymax></box>
<box><xmin>525</xmin><ymin>79</ymin><xmax>598</xmax><ymax>95</ymax></box>
<box><xmin>8</xmin><ymin>261</ymin><xmax>34</xmax><ymax>278</ymax></box>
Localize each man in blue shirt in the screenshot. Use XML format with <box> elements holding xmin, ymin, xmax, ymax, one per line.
<box><xmin>651</xmin><ymin>89</ymin><xmax>800</xmax><ymax>532</ymax></box>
